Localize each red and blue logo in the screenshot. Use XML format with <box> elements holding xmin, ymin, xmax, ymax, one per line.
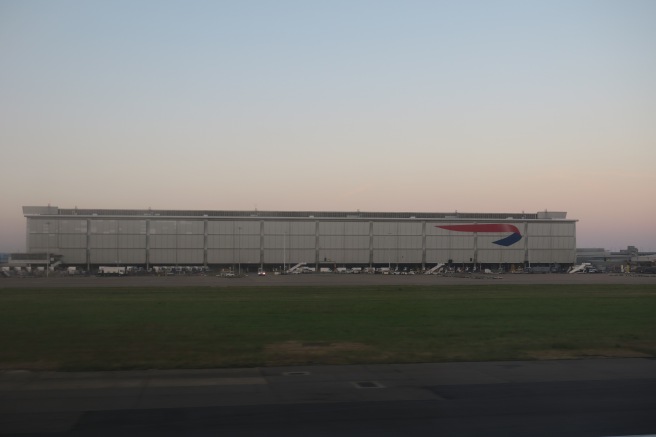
<box><xmin>437</xmin><ymin>224</ymin><xmax>522</xmax><ymax>247</ymax></box>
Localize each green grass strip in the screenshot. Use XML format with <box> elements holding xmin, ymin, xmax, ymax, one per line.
<box><xmin>1</xmin><ymin>285</ymin><xmax>654</xmax><ymax>371</ymax></box>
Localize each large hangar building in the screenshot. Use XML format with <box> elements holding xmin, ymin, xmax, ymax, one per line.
<box><xmin>22</xmin><ymin>206</ymin><xmax>576</xmax><ymax>271</ymax></box>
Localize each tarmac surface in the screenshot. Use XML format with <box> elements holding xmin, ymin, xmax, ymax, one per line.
<box><xmin>2</xmin><ymin>272</ymin><xmax>656</xmax><ymax>288</ymax></box>
<box><xmin>2</xmin><ymin>358</ymin><xmax>656</xmax><ymax>436</ymax></box>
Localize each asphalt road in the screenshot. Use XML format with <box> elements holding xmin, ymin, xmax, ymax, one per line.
<box><xmin>2</xmin><ymin>359</ymin><xmax>656</xmax><ymax>436</ymax></box>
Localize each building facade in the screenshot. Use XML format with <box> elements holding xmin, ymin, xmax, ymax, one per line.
<box><xmin>23</xmin><ymin>206</ymin><xmax>576</xmax><ymax>270</ymax></box>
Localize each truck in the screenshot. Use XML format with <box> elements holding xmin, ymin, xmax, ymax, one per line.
<box><xmin>98</xmin><ymin>266</ymin><xmax>126</xmax><ymax>276</ymax></box>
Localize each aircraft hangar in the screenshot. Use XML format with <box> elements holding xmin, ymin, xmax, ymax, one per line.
<box><xmin>22</xmin><ymin>206</ymin><xmax>576</xmax><ymax>271</ymax></box>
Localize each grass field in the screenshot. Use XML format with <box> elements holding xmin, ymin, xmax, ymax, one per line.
<box><xmin>1</xmin><ymin>285</ymin><xmax>655</xmax><ymax>371</ymax></box>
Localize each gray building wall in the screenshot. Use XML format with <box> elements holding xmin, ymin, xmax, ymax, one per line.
<box><xmin>24</xmin><ymin>207</ymin><xmax>576</xmax><ymax>268</ymax></box>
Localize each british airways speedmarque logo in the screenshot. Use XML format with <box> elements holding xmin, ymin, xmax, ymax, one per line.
<box><xmin>437</xmin><ymin>224</ymin><xmax>522</xmax><ymax>247</ymax></box>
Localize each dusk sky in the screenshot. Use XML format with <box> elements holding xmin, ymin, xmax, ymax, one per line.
<box><xmin>1</xmin><ymin>0</ymin><xmax>655</xmax><ymax>252</ymax></box>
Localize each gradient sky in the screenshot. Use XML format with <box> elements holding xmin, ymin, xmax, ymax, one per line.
<box><xmin>1</xmin><ymin>0</ymin><xmax>655</xmax><ymax>252</ymax></box>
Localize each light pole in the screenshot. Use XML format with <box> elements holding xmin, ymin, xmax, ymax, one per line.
<box><xmin>283</xmin><ymin>231</ymin><xmax>287</xmax><ymax>272</ymax></box>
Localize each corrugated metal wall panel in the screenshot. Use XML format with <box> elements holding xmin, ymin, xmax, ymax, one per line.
<box><xmin>235</xmin><ymin>249</ymin><xmax>260</xmax><ymax>264</ymax></box>
<box><xmin>207</xmin><ymin>249</ymin><xmax>231</xmax><ymax>264</ymax></box>
<box><xmin>425</xmin><ymin>249</ymin><xmax>475</xmax><ymax>263</ymax></box>
<box><xmin>262</xmin><ymin>221</ymin><xmax>288</xmax><ymax>234</ymax></box>
<box><xmin>59</xmin><ymin>234</ymin><xmax>87</xmax><ymax>248</ymax></box>
<box><xmin>263</xmin><ymin>235</ymin><xmax>283</xmax><ymax>248</ymax></box>
<box><xmin>501</xmin><ymin>250</ymin><xmax>524</xmax><ymax>263</ymax></box>
<box><xmin>288</xmin><ymin>235</ymin><xmax>315</xmax><ymax>248</ymax></box>
<box><xmin>426</xmin><ymin>224</ymin><xmax>454</xmax><ymax>236</ymax></box>
<box><xmin>372</xmin><ymin>249</ymin><xmax>395</xmax><ymax>263</ymax></box>
<box><xmin>59</xmin><ymin>249</ymin><xmax>86</xmax><ymax>264</ymax></box>
<box><xmin>395</xmin><ymin>249</ymin><xmax>422</xmax><ymax>263</ymax></box>
<box><xmin>90</xmin><ymin>249</ymin><xmax>120</xmax><ymax>264</ymax></box>
<box><xmin>148</xmin><ymin>221</ymin><xmax>177</xmax><ymax>234</ymax></box>
<box><xmin>526</xmin><ymin>222</ymin><xmax>574</xmax><ymax>236</ymax></box>
<box><xmin>344</xmin><ymin>222</ymin><xmax>370</xmax><ymax>235</ymax></box>
<box><xmin>89</xmin><ymin>235</ymin><xmax>118</xmax><ymax>249</ymax></box>
<box><xmin>237</xmin><ymin>221</ymin><xmax>264</xmax><ymax>234</ymax></box>
<box><xmin>527</xmin><ymin>237</ymin><xmax>575</xmax><ymax>249</ymax></box>
<box><xmin>176</xmin><ymin>249</ymin><xmax>204</xmax><ymax>264</ymax></box>
<box><xmin>372</xmin><ymin>222</ymin><xmax>398</xmax><ymax>235</ymax></box>
<box><xmin>177</xmin><ymin>235</ymin><xmax>204</xmax><ymax>248</ymax></box>
<box><xmin>477</xmin><ymin>249</ymin><xmax>524</xmax><ymax>264</ymax></box>
<box><xmin>207</xmin><ymin>235</ymin><xmax>232</xmax><ymax>248</ymax></box>
<box><xmin>117</xmin><ymin>220</ymin><xmax>146</xmax><ymax>234</ymax></box>
<box><xmin>149</xmin><ymin>249</ymin><xmax>177</xmax><ymax>264</ymax></box>
<box><xmin>149</xmin><ymin>235</ymin><xmax>176</xmax><ymax>249</ymax></box>
<box><xmin>118</xmin><ymin>235</ymin><xmax>146</xmax><ymax>248</ymax></box>
<box><xmin>206</xmin><ymin>221</ymin><xmax>260</xmax><ymax>234</ymax></box>
<box><xmin>59</xmin><ymin>220</ymin><xmax>87</xmax><ymax>233</ymax></box>
<box><xmin>373</xmin><ymin>249</ymin><xmax>423</xmax><ymax>264</ymax></box>
<box><xmin>236</xmin><ymin>235</ymin><xmax>261</xmax><ymax>249</ymax></box>
<box><xmin>397</xmin><ymin>223</ymin><xmax>422</xmax><ymax>235</ymax></box>
<box><xmin>449</xmin><ymin>250</ymin><xmax>474</xmax><ymax>263</ymax></box>
<box><xmin>477</xmin><ymin>250</ymin><xmax>497</xmax><ymax>263</ymax></box>
<box><xmin>319</xmin><ymin>249</ymin><xmax>370</xmax><ymax>264</ymax></box>
<box><xmin>207</xmin><ymin>221</ymin><xmax>231</xmax><ymax>234</ymax></box>
<box><xmin>563</xmin><ymin>222</ymin><xmax>576</xmax><ymax>235</ymax></box>
<box><xmin>177</xmin><ymin>221</ymin><xmax>204</xmax><ymax>234</ymax></box>
<box><xmin>319</xmin><ymin>236</ymin><xmax>344</xmax><ymax>249</ymax></box>
<box><xmin>425</xmin><ymin>249</ymin><xmax>446</xmax><ymax>263</ymax></box>
<box><xmin>425</xmin><ymin>236</ymin><xmax>475</xmax><ymax>249</ymax></box>
<box><xmin>372</xmin><ymin>236</ymin><xmax>396</xmax><ymax>249</ymax></box>
<box><xmin>456</xmin><ymin>236</ymin><xmax>475</xmax><ymax>249</ymax></box>
<box><xmin>28</xmin><ymin>219</ymin><xmax>60</xmax><ymax>234</ymax></box>
<box><xmin>318</xmin><ymin>222</ymin><xmax>344</xmax><ymax>236</ymax></box>
<box><xmin>263</xmin><ymin>249</ymin><xmax>285</xmax><ymax>264</ymax></box>
<box><xmin>117</xmin><ymin>249</ymin><xmax>146</xmax><ymax>264</ymax></box>
<box><xmin>284</xmin><ymin>249</ymin><xmax>315</xmax><ymax>263</ymax></box>
<box><xmin>347</xmin><ymin>250</ymin><xmax>371</xmax><ymax>264</ymax></box>
<box><xmin>90</xmin><ymin>220</ymin><xmax>117</xmax><ymax>234</ymax></box>
<box><xmin>397</xmin><ymin>236</ymin><xmax>423</xmax><ymax>249</ymax></box>
<box><xmin>27</xmin><ymin>234</ymin><xmax>51</xmax><ymax>249</ymax></box>
<box><xmin>319</xmin><ymin>236</ymin><xmax>370</xmax><ymax>249</ymax></box>
<box><xmin>527</xmin><ymin>249</ymin><xmax>551</xmax><ymax>262</ymax></box>
<box><xmin>425</xmin><ymin>236</ymin><xmax>441</xmax><ymax>249</ymax></box>
<box><xmin>343</xmin><ymin>236</ymin><xmax>370</xmax><ymax>249</ymax></box>
<box><xmin>288</xmin><ymin>222</ymin><xmax>316</xmax><ymax>235</ymax></box>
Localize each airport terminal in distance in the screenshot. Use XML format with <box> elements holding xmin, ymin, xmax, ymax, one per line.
<box><xmin>4</xmin><ymin>205</ymin><xmax>582</xmax><ymax>276</ymax></box>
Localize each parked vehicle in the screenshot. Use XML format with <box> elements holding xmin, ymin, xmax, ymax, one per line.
<box><xmin>97</xmin><ymin>266</ymin><xmax>126</xmax><ymax>276</ymax></box>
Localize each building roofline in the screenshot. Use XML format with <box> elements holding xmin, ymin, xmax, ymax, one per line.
<box><xmin>23</xmin><ymin>206</ymin><xmax>574</xmax><ymax>221</ymax></box>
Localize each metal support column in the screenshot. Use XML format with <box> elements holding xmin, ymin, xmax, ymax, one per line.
<box><xmin>314</xmin><ymin>220</ymin><xmax>320</xmax><ymax>270</ymax></box>
<box><xmin>421</xmin><ymin>221</ymin><xmax>426</xmax><ymax>270</ymax></box>
<box><xmin>203</xmin><ymin>219</ymin><xmax>208</xmax><ymax>268</ymax></box>
<box><xmin>86</xmin><ymin>218</ymin><xmax>91</xmax><ymax>272</ymax></box>
<box><xmin>260</xmin><ymin>220</ymin><xmax>264</xmax><ymax>267</ymax></box>
<box><xmin>368</xmin><ymin>221</ymin><xmax>374</xmax><ymax>268</ymax></box>
<box><xmin>145</xmin><ymin>220</ymin><xmax>150</xmax><ymax>270</ymax></box>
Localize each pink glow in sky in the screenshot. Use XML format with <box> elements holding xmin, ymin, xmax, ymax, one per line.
<box><xmin>1</xmin><ymin>1</ymin><xmax>655</xmax><ymax>252</ymax></box>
